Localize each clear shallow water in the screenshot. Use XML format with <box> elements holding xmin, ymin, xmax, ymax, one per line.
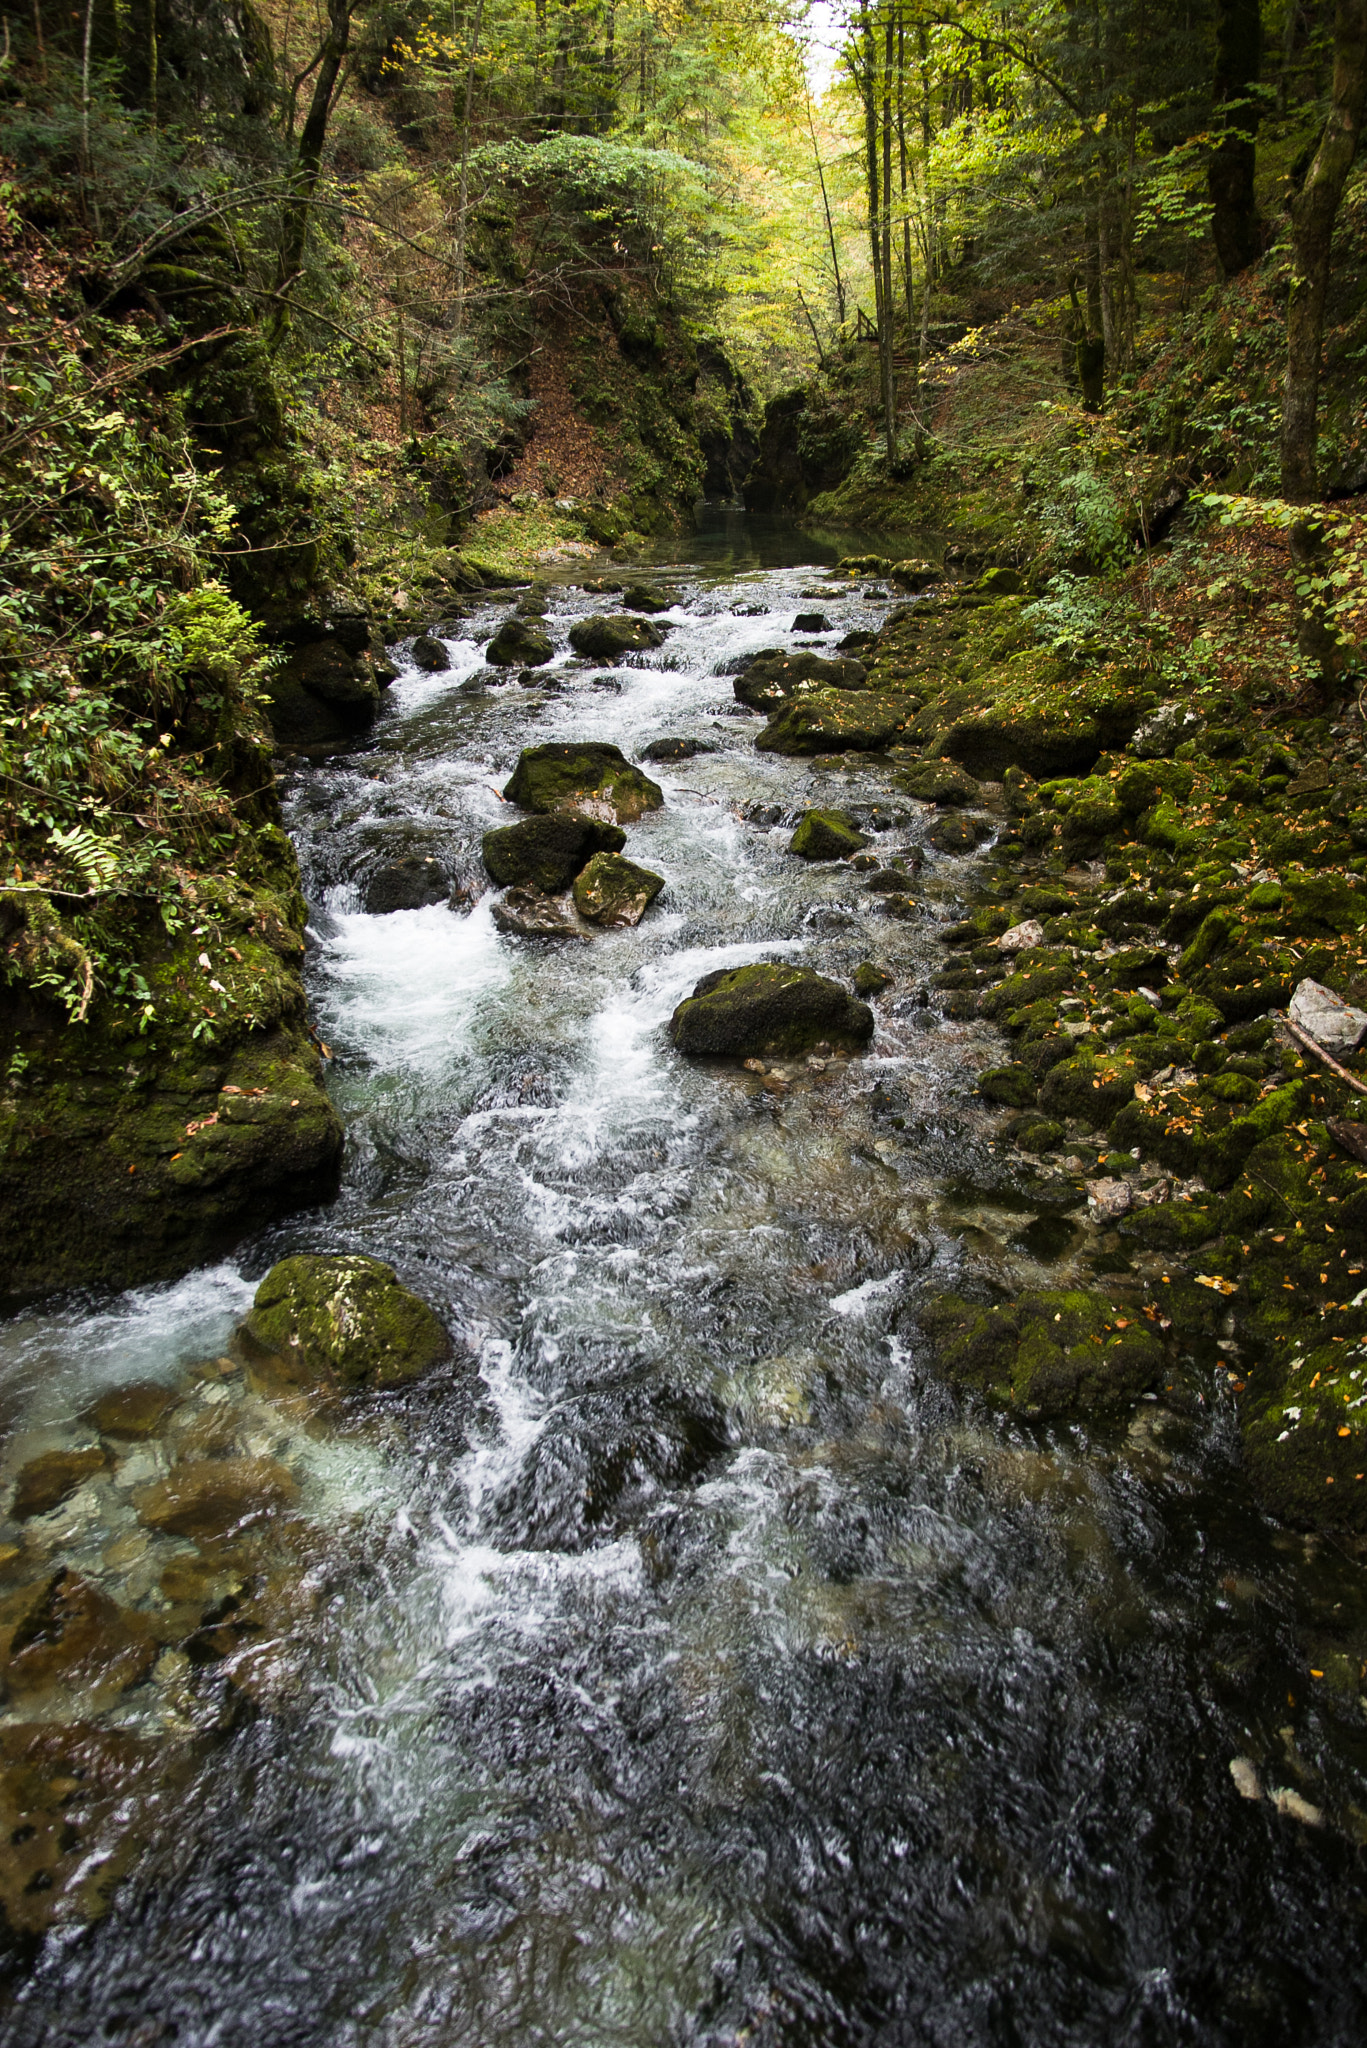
<box><xmin>4</xmin><ymin>528</ymin><xmax>1367</xmax><ymax>2044</ymax></box>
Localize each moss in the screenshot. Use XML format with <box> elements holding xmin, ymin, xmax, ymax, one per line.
<box><xmin>924</xmin><ymin>1287</ymin><xmax>1164</xmax><ymax>1418</ymax></box>
<box><xmin>789</xmin><ymin>809</ymin><xmax>869</xmax><ymax>860</ymax></box>
<box><xmin>245</xmin><ymin>1254</ymin><xmax>452</xmax><ymax>1391</ymax></box>
<box><xmin>669</xmin><ymin>962</ymin><xmax>873</xmax><ymax>1058</ymax></box>
<box><xmin>502</xmin><ymin>743</ymin><xmax>663</xmax><ymax>823</ymax></box>
<box><xmin>756</xmin><ymin>688</ymin><xmax>920</xmax><ymax>756</ymax></box>
<box><xmin>979</xmin><ymin>1063</ymin><xmax>1038</xmax><ymax>1108</ymax></box>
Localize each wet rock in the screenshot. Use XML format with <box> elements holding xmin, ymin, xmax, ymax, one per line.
<box><xmin>924</xmin><ymin>1288</ymin><xmax>1164</xmax><ymax>1418</ymax></box>
<box><xmin>1229</xmin><ymin>1756</ymin><xmax>1262</xmax><ymax>1800</ymax></box>
<box><xmin>411</xmin><ymin>632</ymin><xmax>451</xmax><ymax>673</ymax></box>
<box><xmin>133</xmin><ymin>1458</ymin><xmax>299</xmax><ymax>1541</ymax></box>
<box><xmin>1085</xmin><ymin>1178</ymin><xmax>1133</xmax><ymax>1221</ymax></box>
<box><xmin>245</xmin><ymin>1253</ymin><xmax>454</xmax><ymax>1391</ymax></box>
<box><xmin>1289</xmin><ymin>977</ymin><xmax>1367</xmax><ymax>1055</ymax></box>
<box><xmin>487</xmin><ymin>616</ymin><xmax>554</xmax><ymax>668</ymax></box>
<box><xmin>757</xmin><ymin>689</ymin><xmax>919</xmax><ymax>756</ymax></box>
<box><xmin>514</xmin><ymin>592</ymin><xmax>548</xmax><ymax>617</ymax></box>
<box><xmin>734</xmin><ymin>649</ymin><xmax>867</xmax><ymax>711</ymax></box>
<box><xmin>481</xmin><ymin>815</ymin><xmax>625</xmax><ymax>891</ymax></box>
<box><xmin>567</xmin><ymin>614</ymin><xmax>665</xmax><ymax>659</ymax></box>
<box><xmin>669</xmin><ymin>963</ymin><xmax>874</xmax><ymax>1059</ymax></box>
<box><xmin>793</xmin><ymin>611</ymin><xmax>830</xmax><ymax>633</ymax></box>
<box><xmin>84</xmin><ymin>1381</ymin><xmax>179</xmax><ymax>1440</ymax></box>
<box><xmin>979</xmin><ymin>1065</ymin><xmax>1037</xmax><ymax>1109</ymax></box>
<box><xmin>502</xmin><ymin>742</ymin><xmax>664</xmax><ymax>824</ymax></box>
<box><xmin>363</xmin><ymin>855</ymin><xmax>451</xmax><ymax>913</ymax></box>
<box><xmin>1272</xmin><ymin>1786</ymin><xmax>1323</xmax><ymax>1827</ymax></box>
<box><xmin>1131</xmin><ymin>702</ymin><xmax>1201</xmax><ymax>758</ymax></box>
<box><xmin>998</xmin><ymin>918</ymin><xmax>1045</xmax><ymax>953</ymax></box>
<box><xmin>862</xmin><ymin>866</ymin><xmax>915</xmax><ymax>894</ymax></box>
<box><xmin>926</xmin><ymin>813</ymin><xmax>992</xmax><ymax>854</ymax></box>
<box><xmin>621</xmin><ymin>583</ymin><xmax>672</xmax><ymax>613</ymax></box>
<box><xmin>854</xmin><ymin>962</ymin><xmax>894</xmax><ymax>997</ymax></box>
<box><xmin>789</xmin><ymin>809</ymin><xmax>869</xmax><ymax>861</ymax></box>
<box><xmin>572</xmin><ymin>853</ymin><xmax>665</xmax><ymax>928</ymax></box>
<box><xmin>641</xmin><ymin>736</ymin><xmax>712</xmax><ymax>761</ymax></box>
<box><xmin>12</xmin><ymin>1447</ymin><xmax>109</xmax><ymax>1521</ymax></box>
<box><xmin>896</xmin><ymin>759</ymin><xmax>980</xmax><ymax>807</ymax></box>
<box><xmin>492</xmin><ymin>886</ymin><xmax>586</xmax><ymax>939</ymax></box>
<box><xmin>0</xmin><ymin>1570</ymin><xmax>156</xmax><ymax>1705</ymax></box>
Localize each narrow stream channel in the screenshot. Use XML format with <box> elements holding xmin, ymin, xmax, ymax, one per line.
<box><xmin>4</xmin><ymin>517</ymin><xmax>1367</xmax><ymax>2045</ymax></box>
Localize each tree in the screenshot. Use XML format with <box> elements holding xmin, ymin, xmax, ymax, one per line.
<box><xmin>1208</xmin><ymin>0</ymin><xmax>1265</xmax><ymax>276</ymax></box>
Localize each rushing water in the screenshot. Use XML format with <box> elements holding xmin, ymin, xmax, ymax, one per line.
<box><xmin>4</xmin><ymin>518</ymin><xmax>1367</xmax><ymax>2045</ymax></box>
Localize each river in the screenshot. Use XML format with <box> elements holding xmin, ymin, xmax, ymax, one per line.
<box><xmin>2</xmin><ymin>518</ymin><xmax>1366</xmax><ymax>2045</ymax></box>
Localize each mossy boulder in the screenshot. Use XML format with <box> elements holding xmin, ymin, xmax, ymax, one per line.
<box><xmin>896</xmin><ymin>760</ymin><xmax>980</xmax><ymax>807</ymax></box>
<box><xmin>411</xmin><ymin>633</ymin><xmax>451</xmax><ymax>673</ymax></box>
<box><xmin>926</xmin><ymin>814</ymin><xmax>992</xmax><ymax>855</ymax></box>
<box><xmin>669</xmin><ymin>963</ymin><xmax>874</xmax><ymax>1058</ymax></box>
<box><xmin>979</xmin><ymin>1064</ymin><xmax>1037</xmax><ymax>1108</ymax></box>
<box><xmin>487</xmin><ymin>617</ymin><xmax>554</xmax><ymax>667</ymax></box>
<box><xmin>734</xmin><ymin>649</ymin><xmax>868</xmax><ymax>711</ymax></box>
<box><xmin>757</xmin><ymin>689</ymin><xmax>921</xmax><ymax>756</ymax></box>
<box><xmin>244</xmin><ymin>1254</ymin><xmax>453</xmax><ymax>1391</ymax></box>
<box><xmin>482</xmin><ymin>815</ymin><xmax>626</xmax><ymax>891</ymax></box>
<box><xmin>854</xmin><ymin>962</ymin><xmax>894</xmax><ymax>996</ymax></box>
<box><xmin>568</xmin><ymin>614</ymin><xmax>666</xmax><ymax>659</ymax></box>
<box><xmin>789</xmin><ymin>809</ymin><xmax>869</xmax><ymax>861</ymax></box>
<box><xmin>572</xmin><ymin>853</ymin><xmax>665</xmax><ymax>927</ymax></box>
<box><xmin>502</xmin><ymin>743</ymin><xmax>664</xmax><ymax>824</ymax></box>
<box><xmin>924</xmin><ymin>1288</ymin><xmax>1164</xmax><ymax>1418</ymax></box>
<box><xmin>1243</xmin><ymin>1350</ymin><xmax>1367</xmax><ymax>1536</ymax></box>
<box><xmin>621</xmin><ymin>583</ymin><xmax>672</xmax><ymax>613</ymax></box>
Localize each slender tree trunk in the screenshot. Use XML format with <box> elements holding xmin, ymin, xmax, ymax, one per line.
<box><xmin>1281</xmin><ymin>0</ymin><xmax>1367</xmax><ymax>688</ymax></box>
<box><xmin>1277</xmin><ymin>0</ymin><xmax>1300</xmax><ymax>115</ymax></box>
<box><xmin>1209</xmin><ymin>0</ymin><xmax>1265</xmax><ymax>275</ymax></box>
<box><xmin>881</xmin><ymin>8</ymin><xmax>897</xmax><ymax>456</ymax></box>
<box><xmin>275</xmin><ymin>0</ymin><xmax>355</xmax><ymax>316</ymax></box>
<box><xmin>859</xmin><ymin>4</ymin><xmax>895</xmax><ymax>467</ymax></box>
<box><xmin>897</xmin><ymin>17</ymin><xmax>915</xmax><ymax>352</ymax></box>
<box><xmin>453</xmin><ymin>0</ymin><xmax>487</xmax><ymax>333</ymax></box>
<box><xmin>80</xmin><ymin>0</ymin><xmax>96</xmax><ymax>228</ymax></box>
<box><xmin>806</xmin><ymin>89</ymin><xmax>846</xmax><ymax>327</ymax></box>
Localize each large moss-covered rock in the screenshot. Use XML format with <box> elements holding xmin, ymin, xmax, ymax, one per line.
<box><xmin>572</xmin><ymin>853</ymin><xmax>665</xmax><ymax>927</ymax></box>
<box><xmin>487</xmin><ymin>616</ymin><xmax>554</xmax><ymax>667</ymax></box>
<box><xmin>734</xmin><ymin>650</ymin><xmax>868</xmax><ymax>711</ymax></box>
<box><xmin>568</xmin><ymin>614</ymin><xmax>665</xmax><ymax>659</ymax></box>
<box><xmin>789</xmin><ymin>808</ymin><xmax>869</xmax><ymax>860</ymax></box>
<box><xmin>482</xmin><ymin>815</ymin><xmax>625</xmax><ymax>891</ymax></box>
<box><xmin>244</xmin><ymin>1254</ymin><xmax>452</xmax><ymax>1391</ymax></box>
<box><xmin>924</xmin><ymin>1289</ymin><xmax>1164</xmax><ymax>1418</ymax></box>
<box><xmin>502</xmin><ymin>743</ymin><xmax>664</xmax><ymax>824</ymax></box>
<box><xmin>896</xmin><ymin>759</ymin><xmax>980</xmax><ymax>806</ymax></box>
<box><xmin>756</xmin><ymin>689</ymin><xmax>921</xmax><ymax>756</ymax></box>
<box><xmin>669</xmin><ymin>963</ymin><xmax>874</xmax><ymax>1058</ymax></box>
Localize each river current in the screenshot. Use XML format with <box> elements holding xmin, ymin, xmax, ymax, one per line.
<box><xmin>3</xmin><ymin>517</ymin><xmax>1367</xmax><ymax>2045</ymax></box>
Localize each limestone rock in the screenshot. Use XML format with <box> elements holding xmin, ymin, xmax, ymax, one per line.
<box><xmin>84</xmin><ymin>1382</ymin><xmax>178</xmax><ymax>1441</ymax></box>
<box><xmin>572</xmin><ymin>853</ymin><xmax>665</xmax><ymax>927</ymax></box>
<box><xmin>12</xmin><ymin>1448</ymin><xmax>109</xmax><ymax>1521</ymax></box>
<box><xmin>245</xmin><ymin>1252</ymin><xmax>453</xmax><ymax>1391</ymax></box>
<box><xmin>502</xmin><ymin>742</ymin><xmax>663</xmax><ymax>824</ymax></box>
<box><xmin>487</xmin><ymin>616</ymin><xmax>554</xmax><ymax>668</ymax></box>
<box><xmin>1289</xmin><ymin>977</ymin><xmax>1367</xmax><ymax>1055</ymax></box>
<box><xmin>997</xmin><ymin>918</ymin><xmax>1044</xmax><ymax>953</ymax></box>
<box><xmin>411</xmin><ymin>632</ymin><xmax>451</xmax><ymax>673</ymax></box>
<box><xmin>482</xmin><ymin>815</ymin><xmax>625</xmax><ymax>891</ymax></box>
<box><xmin>492</xmin><ymin>886</ymin><xmax>586</xmax><ymax>939</ymax></box>
<box><xmin>789</xmin><ymin>809</ymin><xmax>868</xmax><ymax>861</ymax></box>
<box><xmin>1131</xmin><ymin>702</ymin><xmax>1200</xmax><ymax>759</ymax></box>
<box><xmin>133</xmin><ymin>1457</ymin><xmax>299</xmax><ymax>1541</ymax></box>
<box><xmin>669</xmin><ymin>963</ymin><xmax>874</xmax><ymax>1059</ymax></box>
<box><xmin>567</xmin><ymin>614</ymin><xmax>665</xmax><ymax>659</ymax></box>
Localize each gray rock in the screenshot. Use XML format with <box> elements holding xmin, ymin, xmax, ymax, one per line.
<box><xmin>998</xmin><ymin>918</ymin><xmax>1045</xmax><ymax>953</ymax></box>
<box><xmin>411</xmin><ymin>633</ymin><xmax>451</xmax><ymax>673</ymax></box>
<box><xmin>1085</xmin><ymin>1178</ymin><xmax>1133</xmax><ymax>1222</ymax></box>
<box><xmin>363</xmin><ymin>856</ymin><xmax>451</xmax><ymax>913</ymax></box>
<box><xmin>1131</xmin><ymin>702</ymin><xmax>1200</xmax><ymax>759</ymax></box>
<box><xmin>793</xmin><ymin>611</ymin><xmax>831</xmax><ymax>633</ymax></box>
<box><xmin>568</xmin><ymin>614</ymin><xmax>666</xmax><ymax>659</ymax></box>
<box><xmin>482</xmin><ymin>816</ymin><xmax>625</xmax><ymax>891</ymax></box>
<box><xmin>1289</xmin><ymin>977</ymin><xmax>1367</xmax><ymax>1055</ymax></box>
<box><xmin>491</xmin><ymin>886</ymin><xmax>586</xmax><ymax>939</ymax></box>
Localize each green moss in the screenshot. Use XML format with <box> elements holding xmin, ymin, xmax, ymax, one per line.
<box><xmin>669</xmin><ymin>962</ymin><xmax>873</xmax><ymax>1058</ymax></box>
<box><xmin>246</xmin><ymin>1254</ymin><xmax>452</xmax><ymax>1391</ymax></box>
<box><xmin>789</xmin><ymin>809</ymin><xmax>868</xmax><ymax>860</ymax></box>
<box><xmin>502</xmin><ymin>743</ymin><xmax>663</xmax><ymax>823</ymax></box>
<box><xmin>924</xmin><ymin>1287</ymin><xmax>1164</xmax><ymax>1418</ymax></box>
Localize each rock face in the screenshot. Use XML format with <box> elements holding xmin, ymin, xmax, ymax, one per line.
<box><xmin>259</xmin><ymin>594</ymin><xmax>392</xmax><ymax>755</ymax></box>
<box><xmin>789</xmin><ymin>809</ymin><xmax>869</xmax><ymax>861</ymax></box>
<box><xmin>1289</xmin><ymin>977</ymin><xmax>1367</xmax><ymax>1054</ymax></box>
<box><xmin>568</xmin><ymin>614</ymin><xmax>666</xmax><ymax>659</ymax></box>
<box><xmin>133</xmin><ymin>1457</ymin><xmax>299</xmax><ymax>1540</ymax></box>
<box><xmin>482</xmin><ymin>815</ymin><xmax>625</xmax><ymax>891</ymax></box>
<box><xmin>411</xmin><ymin>632</ymin><xmax>451</xmax><ymax>673</ymax></box>
<box><xmin>363</xmin><ymin>855</ymin><xmax>451</xmax><ymax>913</ymax></box>
<box><xmin>734</xmin><ymin>650</ymin><xmax>868</xmax><ymax>711</ymax></box>
<box><xmin>572</xmin><ymin>853</ymin><xmax>665</xmax><ymax>927</ymax></box>
<box><xmin>502</xmin><ymin>743</ymin><xmax>664</xmax><ymax>824</ymax></box>
<box><xmin>12</xmin><ymin>1448</ymin><xmax>109</xmax><ymax>1521</ymax></box>
<box><xmin>757</xmin><ymin>690</ymin><xmax>919</xmax><ymax>756</ymax></box>
<box><xmin>487</xmin><ymin>616</ymin><xmax>554</xmax><ymax>667</ymax></box>
<box><xmin>246</xmin><ymin>1253</ymin><xmax>453</xmax><ymax>1391</ymax></box>
<box><xmin>924</xmin><ymin>1289</ymin><xmax>1163</xmax><ymax>1418</ymax></box>
<box><xmin>491</xmin><ymin>886</ymin><xmax>585</xmax><ymax>939</ymax></box>
<box><xmin>669</xmin><ymin>963</ymin><xmax>874</xmax><ymax>1058</ymax></box>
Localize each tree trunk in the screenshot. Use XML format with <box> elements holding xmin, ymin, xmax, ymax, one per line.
<box><xmin>859</xmin><ymin>3</ymin><xmax>895</xmax><ymax>467</ymax></box>
<box><xmin>1281</xmin><ymin>0</ymin><xmax>1367</xmax><ymax>689</ymax></box>
<box><xmin>453</xmin><ymin>0</ymin><xmax>487</xmax><ymax>334</ymax></box>
<box><xmin>275</xmin><ymin>0</ymin><xmax>354</xmax><ymax>315</ymax></box>
<box><xmin>806</xmin><ymin>88</ymin><xmax>846</xmax><ymax>326</ymax></box>
<box><xmin>1208</xmin><ymin>0</ymin><xmax>1265</xmax><ymax>275</ymax></box>
<box><xmin>881</xmin><ymin>9</ymin><xmax>898</xmax><ymax>459</ymax></box>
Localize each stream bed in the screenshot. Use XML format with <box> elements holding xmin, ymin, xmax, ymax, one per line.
<box><xmin>3</xmin><ymin>518</ymin><xmax>1367</xmax><ymax>2044</ymax></box>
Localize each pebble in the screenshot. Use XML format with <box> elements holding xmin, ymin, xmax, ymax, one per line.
<box><xmin>1271</xmin><ymin>1785</ymin><xmax>1324</xmax><ymax>1827</ymax></box>
<box><xmin>1229</xmin><ymin>1756</ymin><xmax>1261</xmax><ymax>1800</ymax></box>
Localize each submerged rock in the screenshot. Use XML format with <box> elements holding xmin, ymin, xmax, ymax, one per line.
<box><xmin>924</xmin><ymin>1289</ymin><xmax>1164</xmax><ymax>1418</ymax></box>
<box><xmin>572</xmin><ymin>853</ymin><xmax>665</xmax><ymax>927</ymax></box>
<box><xmin>0</xmin><ymin>1570</ymin><xmax>156</xmax><ymax>1706</ymax></box>
<box><xmin>363</xmin><ymin>855</ymin><xmax>451</xmax><ymax>913</ymax></box>
<box><xmin>503</xmin><ymin>742</ymin><xmax>663</xmax><ymax>824</ymax></box>
<box><xmin>789</xmin><ymin>809</ymin><xmax>869</xmax><ymax>861</ymax></box>
<box><xmin>492</xmin><ymin>885</ymin><xmax>587</xmax><ymax>939</ymax></box>
<box><xmin>568</xmin><ymin>614</ymin><xmax>665</xmax><ymax>659</ymax></box>
<box><xmin>12</xmin><ymin>1447</ymin><xmax>109</xmax><ymax>1521</ymax></box>
<box><xmin>85</xmin><ymin>1381</ymin><xmax>179</xmax><ymax>1440</ymax></box>
<box><xmin>669</xmin><ymin>963</ymin><xmax>874</xmax><ymax>1058</ymax></box>
<box><xmin>487</xmin><ymin>616</ymin><xmax>554</xmax><ymax>667</ymax></box>
<box><xmin>734</xmin><ymin>649</ymin><xmax>868</xmax><ymax>711</ymax></box>
<box><xmin>245</xmin><ymin>1253</ymin><xmax>453</xmax><ymax>1391</ymax></box>
<box><xmin>411</xmin><ymin>632</ymin><xmax>451</xmax><ymax>673</ymax></box>
<box><xmin>133</xmin><ymin>1457</ymin><xmax>299</xmax><ymax>1541</ymax></box>
<box><xmin>1288</xmin><ymin>977</ymin><xmax>1367</xmax><ymax>1055</ymax></box>
<box><xmin>482</xmin><ymin>815</ymin><xmax>625</xmax><ymax>891</ymax></box>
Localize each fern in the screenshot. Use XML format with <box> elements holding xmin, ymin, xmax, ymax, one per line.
<box><xmin>49</xmin><ymin>824</ymin><xmax>121</xmax><ymax>892</ymax></box>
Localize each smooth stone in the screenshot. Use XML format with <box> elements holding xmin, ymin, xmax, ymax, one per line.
<box><xmin>363</xmin><ymin>855</ymin><xmax>450</xmax><ymax>913</ymax></box>
<box><xmin>1289</xmin><ymin>977</ymin><xmax>1367</xmax><ymax>1055</ymax></box>
<box><xmin>482</xmin><ymin>815</ymin><xmax>625</xmax><ymax>891</ymax></box>
<box><xmin>789</xmin><ymin>808</ymin><xmax>868</xmax><ymax>861</ymax></box>
<box><xmin>487</xmin><ymin>617</ymin><xmax>554</xmax><ymax>667</ymax></box>
<box><xmin>84</xmin><ymin>1382</ymin><xmax>179</xmax><ymax>1441</ymax></box>
<box><xmin>572</xmin><ymin>853</ymin><xmax>665</xmax><ymax>928</ymax></box>
<box><xmin>411</xmin><ymin>633</ymin><xmax>450</xmax><ymax>673</ymax></box>
<box><xmin>12</xmin><ymin>1448</ymin><xmax>109</xmax><ymax>1521</ymax></box>
<box><xmin>502</xmin><ymin>743</ymin><xmax>663</xmax><ymax>824</ymax></box>
<box><xmin>567</xmin><ymin>614</ymin><xmax>665</xmax><ymax>659</ymax></box>
<box><xmin>492</xmin><ymin>886</ymin><xmax>585</xmax><ymax>938</ymax></box>
<box><xmin>245</xmin><ymin>1253</ymin><xmax>453</xmax><ymax>1391</ymax></box>
<box><xmin>669</xmin><ymin>963</ymin><xmax>874</xmax><ymax>1058</ymax></box>
<box><xmin>133</xmin><ymin>1457</ymin><xmax>299</xmax><ymax>1541</ymax></box>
